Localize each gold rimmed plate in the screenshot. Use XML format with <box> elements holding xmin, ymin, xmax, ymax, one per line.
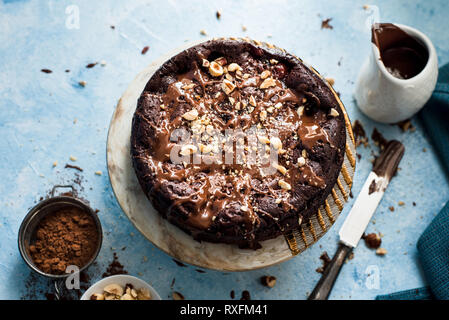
<box><xmin>106</xmin><ymin>38</ymin><xmax>356</xmax><ymax>271</ymax></box>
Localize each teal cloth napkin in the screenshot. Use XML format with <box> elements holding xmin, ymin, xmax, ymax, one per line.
<box><xmin>376</xmin><ymin>63</ymin><xmax>449</xmax><ymax>300</ymax></box>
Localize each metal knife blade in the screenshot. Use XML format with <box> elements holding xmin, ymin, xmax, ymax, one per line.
<box><xmin>339</xmin><ymin>140</ymin><xmax>405</xmax><ymax>248</ymax></box>
<box><xmin>339</xmin><ymin>171</ymin><xmax>388</xmax><ymax>248</ymax></box>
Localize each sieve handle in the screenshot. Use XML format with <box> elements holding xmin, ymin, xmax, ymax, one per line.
<box><xmin>51</xmin><ymin>185</ymin><xmax>75</xmax><ymax>198</ymax></box>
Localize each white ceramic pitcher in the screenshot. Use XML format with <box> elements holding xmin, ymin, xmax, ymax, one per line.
<box><xmin>355</xmin><ymin>24</ymin><xmax>438</xmax><ymax>123</ymax></box>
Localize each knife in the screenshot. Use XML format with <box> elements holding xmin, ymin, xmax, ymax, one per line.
<box><xmin>308</xmin><ymin>140</ymin><xmax>405</xmax><ymax>300</ymax></box>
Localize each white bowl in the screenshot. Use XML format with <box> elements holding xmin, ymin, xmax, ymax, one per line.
<box><xmin>80</xmin><ymin>275</ymin><xmax>162</xmax><ymax>300</ymax></box>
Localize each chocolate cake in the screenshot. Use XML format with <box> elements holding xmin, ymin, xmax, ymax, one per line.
<box><xmin>131</xmin><ymin>39</ymin><xmax>346</xmax><ymax>249</ymax></box>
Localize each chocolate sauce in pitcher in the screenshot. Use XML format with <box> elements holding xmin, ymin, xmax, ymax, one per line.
<box><xmin>371</xmin><ymin>23</ymin><xmax>428</xmax><ymax>79</ymax></box>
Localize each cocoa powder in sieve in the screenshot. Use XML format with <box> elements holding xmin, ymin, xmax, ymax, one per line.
<box><xmin>28</xmin><ymin>206</ymin><xmax>99</xmax><ymax>275</ymax></box>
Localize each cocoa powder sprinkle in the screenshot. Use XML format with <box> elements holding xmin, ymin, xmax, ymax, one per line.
<box><xmin>29</xmin><ymin>207</ymin><xmax>99</xmax><ymax>275</ymax></box>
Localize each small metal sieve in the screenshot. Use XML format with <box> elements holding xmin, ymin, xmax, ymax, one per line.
<box><xmin>18</xmin><ymin>185</ymin><xmax>103</xmax><ymax>299</ymax></box>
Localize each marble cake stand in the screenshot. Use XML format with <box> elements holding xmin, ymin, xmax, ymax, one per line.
<box><xmin>106</xmin><ymin>38</ymin><xmax>356</xmax><ymax>271</ymax></box>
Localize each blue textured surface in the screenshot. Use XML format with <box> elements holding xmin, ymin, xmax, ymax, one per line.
<box><xmin>1</xmin><ymin>0</ymin><xmax>448</xmax><ymax>300</ymax></box>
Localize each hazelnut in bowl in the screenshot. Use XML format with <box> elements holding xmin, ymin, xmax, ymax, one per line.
<box><xmin>81</xmin><ymin>275</ymin><xmax>161</xmax><ymax>300</ymax></box>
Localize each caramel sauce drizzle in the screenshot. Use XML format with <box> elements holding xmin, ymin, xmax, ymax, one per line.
<box><xmin>143</xmin><ymin>58</ymin><xmax>332</xmax><ymax>233</ymax></box>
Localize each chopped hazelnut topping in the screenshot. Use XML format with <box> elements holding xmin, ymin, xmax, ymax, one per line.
<box><xmin>160</xmin><ymin>104</ymin><xmax>166</xmax><ymax>110</ymax></box>
<box><xmin>249</xmin><ymin>95</ymin><xmax>257</xmax><ymax>107</ymax></box>
<box><xmin>227</xmin><ymin>63</ymin><xmax>242</xmax><ymax>72</ymax></box>
<box><xmin>260</xmin><ymin>110</ymin><xmax>267</xmax><ymax>121</ymax></box>
<box><xmin>225</xmin><ymin>73</ymin><xmax>233</xmax><ymax>81</ymax></box>
<box><xmin>209</xmin><ymin>61</ymin><xmax>224</xmax><ymax>77</ymax></box>
<box><xmin>182</xmin><ymin>83</ymin><xmax>196</xmax><ymax>90</ymax></box>
<box><xmin>267</xmin><ymin>106</ymin><xmax>274</xmax><ymax>113</ymax></box>
<box><xmin>221</xmin><ymin>79</ymin><xmax>236</xmax><ymax>94</ymax></box>
<box><xmin>214</xmin><ymin>57</ymin><xmax>227</xmax><ymax>66</ymax></box>
<box><xmin>297</xmin><ymin>106</ymin><xmax>304</xmax><ymax>117</ymax></box>
<box><xmin>302</xmin><ymin>149</ymin><xmax>308</xmax><ymax>158</ymax></box>
<box><xmin>275</xmin><ymin>164</ymin><xmax>288</xmax><ymax>175</ymax></box>
<box><xmin>180</xmin><ymin>144</ymin><xmax>197</xmax><ymax>156</ymax></box>
<box><xmin>200</xmin><ymin>29</ymin><xmax>207</xmax><ymax>35</ymax></box>
<box><xmin>228</xmin><ymin>96</ymin><xmax>235</xmax><ymax>105</ymax></box>
<box><xmin>270</xmin><ymin>137</ymin><xmax>282</xmax><ymax>150</ymax></box>
<box><xmin>260</xmin><ymin>70</ymin><xmax>271</xmax><ymax>79</ymax></box>
<box><xmin>257</xmin><ymin>135</ymin><xmax>270</xmax><ymax>144</ymax></box>
<box><xmin>182</xmin><ymin>108</ymin><xmax>199</xmax><ymax>121</ymax></box>
<box><xmin>240</xmin><ymin>205</ymin><xmax>248</xmax><ymax>212</ymax></box>
<box><xmin>202</xmin><ymin>59</ymin><xmax>210</xmax><ymax>67</ymax></box>
<box><xmin>261</xmin><ymin>276</ymin><xmax>277</xmax><ymax>288</ymax></box>
<box><xmin>274</xmin><ymin>102</ymin><xmax>283</xmax><ymax>109</ymax></box>
<box><xmin>326</xmin><ymin>77</ymin><xmax>335</xmax><ymax>86</ymax></box>
<box><xmin>297</xmin><ymin>156</ymin><xmax>306</xmax><ymax>167</ymax></box>
<box><xmin>235</xmin><ymin>101</ymin><xmax>241</xmax><ymax>110</ymax></box>
<box><xmin>329</xmin><ymin>108</ymin><xmax>339</xmax><ymax>117</ymax></box>
<box><xmin>260</xmin><ymin>77</ymin><xmax>276</xmax><ymax>89</ymax></box>
<box><xmin>278</xmin><ymin>179</ymin><xmax>291</xmax><ymax>190</ymax></box>
<box><xmin>270</xmin><ymin>59</ymin><xmax>278</xmax><ymax>65</ymax></box>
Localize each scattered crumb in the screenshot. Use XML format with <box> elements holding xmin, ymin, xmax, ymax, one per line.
<box><xmin>260</xmin><ymin>276</ymin><xmax>277</xmax><ymax>288</ymax></box>
<box><xmin>172</xmin><ymin>291</ymin><xmax>184</xmax><ymax>300</ymax></box>
<box><xmin>362</xmin><ymin>233</ymin><xmax>381</xmax><ymax>249</ymax></box>
<box><xmin>52</xmin><ymin>161</ymin><xmax>58</xmax><ymax>167</ymax></box>
<box><xmin>141</xmin><ymin>46</ymin><xmax>149</xmax><ymax>55</ymax></box>
<box><xmin>173</xmin><ymin>259</ymin><xmax>187</xmax><ymax>267</ymax></box>
<box><xmin>241</xmin><ymin>25</ymin><xmax>247</xmax><ymax>32</ymax></box>
<box><xmin>395</xmin><ymin>119</ymin><xmax>414</xmax><ymax>132</ymax></box>
<box><xmin>423</xmin><ymin>148</ymin><xmax>427</xmax><ymax>152</ymax></box>
<box><xmin>86</xmin><ymin>62</ymin><xmax>97</xmax><ymax>68</ymax></box>
<box><xmin>352</xmin><ymin>120</ymin><xmax>368</xmax><ymax>148</ymax></box>
<box><xmin>315</xmin><ymin>252</ymin><xmax>331</xmax><ymax>273</ymax></box>
<box><xmin>321</xmin><ymin>18</ymin><xmax>333</xmax><ymax>29</ymax></box>
<box><xmin>347</xmin><ymin>251</ymin><xmax>354</xmax><ymax>260</ymax></box>
<box><xmin>41</xmin><ymin>69</ymin><xmax>52</xmax><ymax>74</ymax></box>
<box><xmin>69</xmin><ymin>155</ymin><xmax>77</xmax><ymax>161</ymax></box>
<box><xmin>413</xmin><ymin>202</ymin><xmax>416</xmax><ymax>206</ymax></box>
<box><xmin>78</xmin><ymin>80</ymin><xmax>87</xmax><ymax>87</ymax></box>
<box><xmin>65</xmin><ymin>163</ymin><xmax>83</xmax><ymax>172</ymax></box>
<box><xmin>376</xmin><ymin>248</ymin><xmax>387</xmax><ymax>256</ymax></box>
<box><xmin>100</xmin><ymin>60</ymin><xmax>107</xmax><ymax>66</ymax></box>
<box><xmin>73</xmin><ymin>118</ymin><xmax>77</xmax><ymax>124</ymax></box>
<box><xmin>240</xmin><ymin>290</ymin><xmax>251</xmax><ymax>300</ymax></box>
<box><xmin>398</xmin><ymin>201</ymin><xmax>405</xmax><ymax>206</ymax></box>
<box><xmin>95</xmin><ymin>171</ymin><xmax>102</xmax><ymax>176</ymax></box>
<box><xmin>389</xmin><ymin>206</ymin><xmax>395</xmax><ymax>212</ymax></box>
<box><xmin>200</xmin><ymin>29</ymin><xmax>207</xmax><ymax>36</ymax></box>
<box><xmin>325</xmin><ymin>77</ymin><xmax>335</xmax><ymax>86</ymax></box>
<box><xmin>363</xmin><ymin>4</ymin><xmax>370</xmax><ymax>10</ymax></box>
<box><xmin>230</xmin><ymin>290</ymin><xmax>235</xmax><ymax>299</ymax></box>
<box><xmin>65</xmin><ymin>69</ymin><xmax>70</xmax><ymax>73</ymax></box>
<box><xmin>216</xmin><ymin>10</ymin><xmax>221</xmax><ymax>19</ymax></box>
<box><xmin>371</xmin><ymin>128</ymin><xmax>388</xmax><ymax>150</ymax></box>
